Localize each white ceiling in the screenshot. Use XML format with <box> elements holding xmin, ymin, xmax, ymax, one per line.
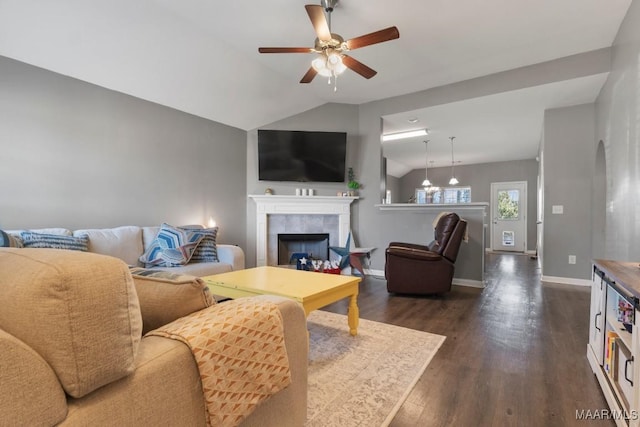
<box><xmin>0</xmin><ymin>0</ymin><xmax>632</xmax><ymax>170</ymax></box>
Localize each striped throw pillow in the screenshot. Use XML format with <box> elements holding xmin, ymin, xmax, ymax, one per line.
<box><xmin>139</xmin><ymin>223</ymin><xmax>205</xmax><ymax>267</ymax></box>
<box><xmin>1</xmin><ymin>230</ymin><xmax>23</xmax><ymax>247</ymax></box>
<box><xmin>180</xmin><ymin>226</ymin><xmax>219</xmax><ymax>263</ymax></box>
<box><xmin>20</xmin><ymin>232</ymin><xmax>89</xmax><ymax>251</ymax></box>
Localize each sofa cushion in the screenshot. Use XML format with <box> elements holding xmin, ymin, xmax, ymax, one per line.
<box><xmin>139</xmin><ymin>223</ymin><xmax>205</xmax><ymax>267</ymax></box>
<box><xmin>181</xmin><ymin>226</ymin><xmax>219</xmax><ymax>263</ymax></box>
<box><xmin>0</xmin><ymin>230</ymin><xmax>23</xmax><ymax>247</ymax></box>
<box><xmin>149</xmin><ymin>261</ymin><xmax>232</xmax><ymax>277</ymax></box>
<box><xmin>0</xmin><ymin>248</ymin><xmax>142</xmax><ymax>398</ymax></box>
<box><xmin>20</xmin><ymin>232</ymin><xmax>89</xmax><ymax>251</ymax></box>
<box><xmin>0</xmin><ymin>329</ymin><xmax>68</xmax><ymax>426</ymax></box>
<box><xmin>129</xmin><ymin>268</ymin><xmax>215</xmax><ymax>334</ymax></box>
<box><xmin>74</xmin><ymin>226</ymin><xmax>143</xmax><ymax>266</ymax></box>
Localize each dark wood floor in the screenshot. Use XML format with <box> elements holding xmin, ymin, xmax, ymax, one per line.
<box><xmin>322</xmin><ymin>253</ymin><xmax>614</xmax><ymax>426</ymax></box>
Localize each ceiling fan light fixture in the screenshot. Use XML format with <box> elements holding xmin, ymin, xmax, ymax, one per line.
<box><xmin>327</xmin><ymin>52</ymin><xmax>341</xmax><ymax>66</ymax></box>
<box><xmin>311</xmin><ymin>57</ymin><xmax>331</xmax><ymax>76</ymax></box>
<box><xmin>448</xmin><ymin>176</ymin><xmax>459</xmax><ymax>186</ymax></box>
<box><xmin>312</xmin><ymin>51</ymin><xmax>346</xmax><ymax>77</ymax></box>
<box><xmin>258</xmin><ymin>3</ymin><xmax>399</xmax><ymax>86</ymax></box>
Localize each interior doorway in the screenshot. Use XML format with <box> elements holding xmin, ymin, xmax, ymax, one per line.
<box><xmin>490</xmin><ymin>181</ymin><xmax>527</xmax><ymax>252</ymax></box>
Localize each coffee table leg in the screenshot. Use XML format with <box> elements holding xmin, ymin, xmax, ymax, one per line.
<box><xmin>348</xmin><ymin>292</ymin><xmax>359</xmax><ymax>336</ymax></box>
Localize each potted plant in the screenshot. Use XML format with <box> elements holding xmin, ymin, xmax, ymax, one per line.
<box><xmin>347</xmin><ymin>167</ymin><xmax>361</xmax><ymax>196</ymax></box>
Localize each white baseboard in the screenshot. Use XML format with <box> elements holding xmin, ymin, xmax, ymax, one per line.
<box><xmin>452</xmin><ymin>278</ymin><xmax>485</xmax><ymax>288</ymax></box>
<box><xmin>541</xmin><ymin>275</ymin><xmax>591</xmax><ymax>287</ymax></box>
<box><xmin>364</xmin><ymin>268</ymin><xmax>385</xmax><ymax>278</ymax></box>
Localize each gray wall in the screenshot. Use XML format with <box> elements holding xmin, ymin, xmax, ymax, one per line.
<box><xmin>595</xmin><ymin>0</ymin><xmax>640</xmax><ymax>262</ymax></box>
<box><xmin>541</xmin><ymin>104</ymin><xmax>595</xmax><ymax>280</ymax></box>
<box><xmin>245</xmin><ymin>103</ymin><xmax>361</xmax><ymax>267</ymax></box>
<box><xmin>397</xmin><ymin>159</ymin><xmax>538</xmax><ymax>251</ymax></box>
<box><xmin>0</xmin><ymin>56</ymin><xmax>247</xmax><ymax>246</ymax></box>
<box><xmin>242</xmin><ymin>49</ymin><xmax>610</xmax><ymax>276</ymax></box>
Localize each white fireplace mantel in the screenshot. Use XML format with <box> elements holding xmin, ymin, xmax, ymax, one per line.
<box><xmin>249</xmin><ymin>195</ymin><xmax>358</xmax><ymax>266</ymax></box>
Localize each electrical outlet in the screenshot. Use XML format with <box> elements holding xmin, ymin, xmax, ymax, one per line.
<box><xmin>568</xmin><ymin>255</ymin><xmax>576</xmax><ymax>264</ymax></box>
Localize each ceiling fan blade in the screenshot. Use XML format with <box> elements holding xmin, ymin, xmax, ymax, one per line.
<box><xmin>305</xmin><ymin>4</ymin><xmax>331</xmax><ymax>41</ymax></box>
<box><xmin>345</xmin><ymin>26</ymin><xmax>400</xmax><ymax>50</ymax></box>
<box><xmin>300</xmin><ymin>67</ymin><xmax>318</xmax><ymax>84</ymax></box>
<box><xmin>259</xmin><ymin>47</ymin><xmax>314</xmax><ymax>53</ymax></box>
<box><xmin>342</xmin><ymin>55</ymin><xmax>377</xmax><ymax>79</ymax></box>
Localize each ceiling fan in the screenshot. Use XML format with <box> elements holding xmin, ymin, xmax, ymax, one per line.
<box><xmin>258</xmin><ymin>0</ymin><xmax>399</xmax><ymax>87</ymax></box>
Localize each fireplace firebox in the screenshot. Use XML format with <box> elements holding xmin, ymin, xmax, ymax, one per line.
<box><xmin>277</xmin><ymin>233</ymin><xmax>330</xmax><ymax>265</ymax></box>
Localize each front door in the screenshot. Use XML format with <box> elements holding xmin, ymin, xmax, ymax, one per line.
<box><xmin>491</xmin><ymin>181</ymin><xmax>527</xmax><ymax>252</ymax></box>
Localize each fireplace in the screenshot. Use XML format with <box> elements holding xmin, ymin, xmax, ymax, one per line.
<box><xmin>249</xmin><ymin>195</ymin><xmax>357</xmax><ymax>267</ymax></box>
<box><xmin>278</xmin><ymin>233</ymin><xmax>330</xmax><ymax>265</ymax></box>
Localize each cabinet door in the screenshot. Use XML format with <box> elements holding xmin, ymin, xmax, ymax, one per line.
<box><xmin>589</xmin><ymin>269</ymin><xmax>606</xmax><ymax>365</ymax></box>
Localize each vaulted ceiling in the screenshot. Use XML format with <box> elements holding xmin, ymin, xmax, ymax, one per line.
<box><xmin>0</xmin><ymin>1</ymin><xmax>632</xmax><ymax>175</ymax></box>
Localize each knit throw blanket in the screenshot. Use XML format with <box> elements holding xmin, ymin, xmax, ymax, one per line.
<box><xmin>147</xmin><ymin>298</ymin><xmax>291</xmax><ymax>427</ymax></box>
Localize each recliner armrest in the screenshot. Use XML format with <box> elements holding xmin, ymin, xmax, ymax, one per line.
<box><xmin>386</xmin><ymin>245</ymin><xmax>442</xmax><ymax>261</ymax></box>
<box><xmin>388</xmin><ymin>242</ymin><xmax>430</xmax><ymax>252</ymax></box>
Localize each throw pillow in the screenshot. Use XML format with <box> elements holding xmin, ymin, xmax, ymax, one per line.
<box><xmin>0</xmin><ymin>230</ymin><xmax>23</xmax><ymax>247</ymax></box>
<box><xmin>139</xmin><ymin>223</ymin><xmax>205</xmax><ymax>267</ymax></box>
<box><xmin>129</xmin><ymin>267</ymin><xmax>215</xmax><ymax>334</ymax></box>
<box><xmin>20</xmin><ymin>232</ymin><xmax>89</xmax><ymax>251</ymax></box>
<box><xmin>180</xmin><ymin>226</ymin><xmax>219</xmax><ymax>263</ymax></box>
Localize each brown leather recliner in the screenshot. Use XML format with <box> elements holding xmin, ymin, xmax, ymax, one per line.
<box><xmin>385</xmin><ymin>212</ymin><xmax>467</xmax><ymax>295</ymax></box>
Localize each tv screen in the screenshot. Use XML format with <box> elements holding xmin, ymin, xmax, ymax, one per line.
<box><xmin>258</xmin><ymin>129</ymin><xmax>347</xmax><ymax>182</ymax></box>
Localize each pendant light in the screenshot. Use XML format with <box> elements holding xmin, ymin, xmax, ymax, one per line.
<box><xmin>448</xmin><ymin>136</ymin><xmax>459</xmax><ymax>186</ymax></box>
<box><xmin>421</xmin><ymin>140</ymin><xmax>432</xmax><ymax>188</ymax></box>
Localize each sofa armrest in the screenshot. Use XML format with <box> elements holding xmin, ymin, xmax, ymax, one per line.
<box><xmin>217</xmin><ymin>244</ymin><xmax>245</xmax><ymax>270</ymax></box>
<box><xmin>0</xmin><ymin>329</ymin><xmax>68</xmax><ymax>426</ymax></box>
<box><xmin>64</xmin><ymin>295</ymin><xmax>307</xmax><ymax>427</ymax></box>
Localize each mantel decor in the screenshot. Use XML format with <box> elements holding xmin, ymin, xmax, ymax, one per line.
<box><xmin>347</xmin><ymin>167</ymin><xmax>361</xmax><ymax>196</ymax></box>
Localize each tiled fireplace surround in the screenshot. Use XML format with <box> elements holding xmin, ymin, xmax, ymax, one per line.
<box><xmin>249</xmin><ymin>195</ymin><xmax>357</xmax><ymax>266</ymax></box>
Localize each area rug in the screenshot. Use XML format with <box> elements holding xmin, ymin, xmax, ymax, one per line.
<box><xmin>305</xmin><ymin>310</ymin><xmax>446</xmax><ymax>427</ymax></box>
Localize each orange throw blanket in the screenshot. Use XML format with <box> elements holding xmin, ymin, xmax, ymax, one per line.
<box><xmin>147</xmin><ymin>298</ymin><xmax>291</xmax><ymax>427</ymax></box>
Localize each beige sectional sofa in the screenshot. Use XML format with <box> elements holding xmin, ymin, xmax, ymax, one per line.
<box><xmin>6</xmin><ymin>224</ymin><xmax>245</xmax><ymax>276</ymax></box>
<box><xmin>0</xmin><ymin>248</ymin><xmax>308</xmax><ymax>426</ymax></box>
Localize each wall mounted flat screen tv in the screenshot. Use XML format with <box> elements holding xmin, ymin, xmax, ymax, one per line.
<box><xmin>258</xmin><ymin>129</ymin><xmax>347</xmax><ymax>182</ymax></box>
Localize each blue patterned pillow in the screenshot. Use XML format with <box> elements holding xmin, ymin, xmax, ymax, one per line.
<box><xmin>20</xmin><ymin>232</ymin><xmax>88</xmax><ymax>251</ymax></box>
<box><xmin>139</xmin><ymin>223</ymin><xmax>205</xmax><ymax>267</ymax></box>
<box><xmin>0</xmin><ymin>230</ymin><xmax>23</xmax><ymax>247</ymax></box>
<box><xmin>180</xmin><ymin>226</ymin><xmax>219</xmax><ymax>263</ymax></box>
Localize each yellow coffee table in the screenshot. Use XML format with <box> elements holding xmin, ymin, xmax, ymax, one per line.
<box><xmin>202</xmin><ymin>266</ymin><xmax>362</xmax><ymax>336</ymax></box>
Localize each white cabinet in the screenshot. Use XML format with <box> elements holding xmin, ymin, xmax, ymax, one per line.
<box><xmin>588</xmin><ymin>261</ymin><xmax>640</xmax><ymax>427</ymax></box>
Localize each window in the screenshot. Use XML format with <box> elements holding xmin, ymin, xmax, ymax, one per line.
<box><xmin>497</xmin><ymin>189</ymin><xmax>519</xmax><ymax>219</ymax></box>
<box><xmin>415</xmin><ymin>187</ymin><xmax>471</xmax><ymax>204</ymax></box>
